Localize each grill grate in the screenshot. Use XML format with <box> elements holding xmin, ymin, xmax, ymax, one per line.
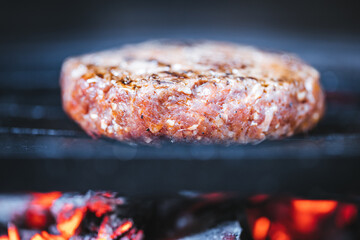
<box><xmin>1</xmin><ymin>45</ymin><xmax>360</xmax><ymax>197</ymax></box>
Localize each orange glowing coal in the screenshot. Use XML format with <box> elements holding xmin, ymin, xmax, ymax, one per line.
<box><xmin>28</xmin><ymin>206</ymin><xmax>85</xmax><ymax>240</ymax></box>
<box><xmin>111</xmin><ymin>221</ymin><xmax>133</xmax><ymax>239</ymax></box>
<box><xmin>57</xmin><ymin>208</ymin><xmax>85</xmax><ymax>238</ymax></box>
<box><xmin>253</xmin><ymin>217</ymin><xmax>271</xmax><ymax>240</ymax></box>
<box><xmin>30</xmin><ymin>232</ymin><xmax>66</xmax><ymax>240</ymax></box>
<box><xmin>1</xmin><ymin>192</ymin><xmax>142</xmax><ymax>240</ymax></box>
<box><xmin>336</xmin><ymin>204</ymin><xmax>357</xmax><ymax>227</ymax></box>
<box><xmin>88</xmin><ymin>199</ymin><xmax>114</xmax><ymax>217</ymax></box>
<box><xmin>292</xmin><ymin>200</ymin><xmax>338</xmax><ymax>214</ymax></box>
<box><xmin>270</xmin><ymin>229</ymin><xmax>290</xmax><ymax>240</ymax></box>
<box><xmin>31</xmin><ymin>192</ymin><xmax>62</xmax><ymax>208</ymax></box>
<box><xmin>97</xmin><ymin>216</ymin><xmax>134</xmax><ymax>240</ymax></box>
<box><xmin>97</xmin><ymin>216</ymin><xmax>110</xmax><ymax>240</ymax></box>
<box><xmin>30</xmin><ymin>234</ymin><xmax>45</xmax><ymax>240</ymax></box>
<box><xmin>248</xmin><ymin>197</ymin><xmax>359</xmax><ymax>240</ymax></box>
<box><xmin>292</xmin><ymin>200</ymin><xmax>338</xmax><ymax>233</ymax></box>
<box><xmin>26</xmin><ymin>192</ymin><xmax>63</xmax><ymax>229</ymax></box>
<box><xmin>7</xmin><ymin>224</ymin><xmax>20</xmax><ymax>240</ymax></box>
<box><xmin>34</xmin><ymin>231</ymin><xmax>66</xmax><ymax>240</ymax></box>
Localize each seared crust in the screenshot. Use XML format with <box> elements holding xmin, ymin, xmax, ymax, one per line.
<box><xmin>61</xmin><ymin>40</ymin><xmax>325</xmax><ymax>144</ymax></box>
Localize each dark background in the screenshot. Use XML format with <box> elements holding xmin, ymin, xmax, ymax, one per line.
<box><xmin>0</xmin><ymin>0</ymin><xmax>359</xmax><ymax>90</ymax></box>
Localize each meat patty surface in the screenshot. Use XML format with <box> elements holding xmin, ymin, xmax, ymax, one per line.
<box><xmin>61</xmin><ymin>40</ymin><xmax>325</xmax><ymax>144</ymax></box>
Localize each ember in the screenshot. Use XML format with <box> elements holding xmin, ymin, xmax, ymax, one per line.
<box><xmin>0</xmin><ymin>192</ymin><xmax>359</xmax><ymax>239</ymax></box>
<box><xmin>252</xmin><ymin>217</ymin><xmax>270</xmax><ymax>240</ymax></box>
<box><xmin>0</xmin><ymin>192</ymin><xmax>142</xmax><ymax>240</ymax></box>
<box><xmin>25</xmin><ymin>192</ymin><xmax>62</xmax><ymax>229</ymax></box>
<box><xmin>247</xmin><ymin>197</ymin><xmax>359</xmax><ymax>240</ymax></box>
<box><xmin>56</xmin><ymin>207</ymin><xmax>85</xmax><ymax>237</ymax></box>
<box><xmin>111</xmin><ymin>220</ymin><xmax>133</xmax><ymax>238</ymax></box>
<box><xmin>7</xmin><ymin>223</ymin><xmax>20</xmax><ymax>240</ymax></box>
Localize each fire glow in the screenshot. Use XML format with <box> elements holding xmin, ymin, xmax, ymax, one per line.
<box><xmin>0</xmin><ymin>192</ymin><xmax>359</xmax><ymax>240</ymax></box>
<box><xmin>248</xmin><ymin>198</ymin><xmax>358</xmax><ymax>240</ymax></box>
<box><xmin>0</xmin><ymin>192</ymin><xmax>143</xmax><ymax>240</ymax></box>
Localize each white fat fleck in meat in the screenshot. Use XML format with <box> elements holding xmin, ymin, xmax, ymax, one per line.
<box><xmin>297</xmin><ymin>91</ymin><xmax>306</xmax><ymax>101</ymax></box>
<box><xmin>166</xmin><ymin>119</ymin><xmax>175</xmax><ymax>127</ymax></box>
<box><xmin>172</xmin><ymin>64</ymin><xmax>182</xmax><ymax>71</ymax></box>
<box><xmin>228</xmin><ymin>131</ymin><xmax>235</xmax><ymax>137</ymax></box>
<box><xmin>113</xmin><ymin>123</ymin><xmax>122</xmax><ymax>132</ymax></box>
<box><xmin>244</xmin><ymin>83</ymin><xmax>263</xmax><ymax>103</ymax></box>
<box><xmin>232</xmin><ymin>68</ymin><xmax>239</xmax><ymax>74</ymax></box>
<box><xmin>96</xmin><ymin>89</ymin><xmax>104</xmax><ymax>99</ymax></box>
<box><xmin>188</xmin><ymin>124</ymin><xmax>199</xmax><ymax>130</ymax></box>
<box><xmin>100</xmin><ymin>119</ymin><xmax>108</xmax><ymax>130</ymax></box>
<box><xmin>107</xmin><ymin>126</ymin><xmax>114</xmax><ymax>134</ymax></box>
<box><xmin>305</xmin><ymin>77</ymin><xmax>315</xmax><ymax>103</ymax></box>
<box><xmin>90</xmin><ymin>113</ymin><xmax>98</xmax><ymax>119</ymax></box>
<box><xmin>111</xmin><ymin>103</ymin><xmax>117</xmax><ymax>111</ymax></box>
<box><xmin>258</xmin><ymin>105</ymin><xmax>278</xmax><ymax>132</ymax></box>
<box><xmin>87</xmin><ymin>78</ymin><xmax>98</xmax><ymax>83</ymax></box>
<box><xmin>117</xmin><ymin>104</ymin><xmax>125</xmax><ymax>111</ymax></box>
<box><xmin>110</xmin><ymin>69</ymin><xmax>121</xmax><ymax>76</ymax></box>
<box><xmin>209</xmin><ymin>70</ymin><xmax>217</xmax><ymax>76</ymax></box>
<box><xmin>222</xmin><ymin>113</ymin><xmax>228</xmax><ymax>121</ymax></box>
<box><xmin>98</xmin><ymin>81</ymin><xmax>106</xmax><ymax>89</ymax></box>
<box><xmin>197</xmin><ymin>87</ymin><xmax>212</xmax><ymax>96</ymax></box>
<box><xmin>71</xmin><ymin>64</ymin><xmax>87</xmax><ymax>78</ymax></box>
<box><xmin>312</xmin><ymin>112</ymin><xmax>320</xmax><ymax>122</ymax></box>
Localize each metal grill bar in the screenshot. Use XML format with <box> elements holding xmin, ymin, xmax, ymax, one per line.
<box><xmin>1</xmin><ymin>52</ymin><xmax>360</xmax><ymax>196</ymax></box>
<box><xmin>0</xmin><ymin>127</ymin><xmax>83</xmax><ymax>137</ymax></box>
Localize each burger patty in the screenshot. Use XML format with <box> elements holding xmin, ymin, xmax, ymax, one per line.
<box><xmin>61</xmin><ymin>40</ymin><xmax>325</xmax><ymax>144</ymax></box>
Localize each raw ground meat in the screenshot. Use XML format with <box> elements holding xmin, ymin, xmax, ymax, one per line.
<box><xmin>61</xmin><ymin>40</ymin><xmax>325</xmax><ymax>144</ymax></box>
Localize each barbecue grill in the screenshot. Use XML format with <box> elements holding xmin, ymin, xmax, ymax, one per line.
<box><xmin>1</xmin><ymin>37</ymin><xmax>360</xmax><ymax>197</ymax></box>
<box><xmin>1</xmin><ymin>35</ymin><xmax>360</xmax><ymax>239</ymax></box>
